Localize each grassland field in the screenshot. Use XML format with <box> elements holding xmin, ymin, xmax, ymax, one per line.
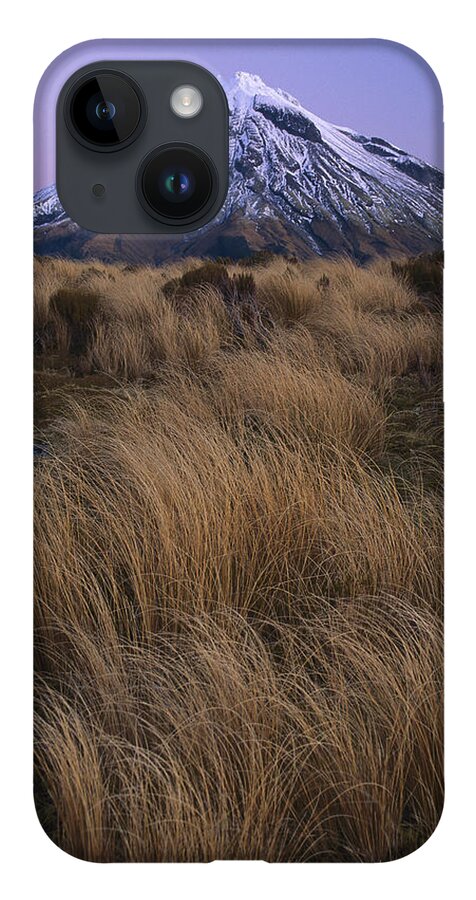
<box><xmin>34</xmin><ymin>251</ymin><xmax>443</xmax><ymax>862</ymax></box>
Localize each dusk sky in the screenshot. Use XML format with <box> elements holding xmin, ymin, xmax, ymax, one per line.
<box><xmin>34</xmin><ymin>39</ymin><xmax>443</xmax><ymax>191</ymax></box>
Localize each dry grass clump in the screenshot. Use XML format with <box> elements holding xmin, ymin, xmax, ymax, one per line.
<box><xmin>35</xmin><ymin>382</ymin><xmax>441</xmax><ymax>630</ymax></box>
<box><xmin>34</xmin><ymin>252</ymin><xmax>443</xmax><ymax>861</ymax></box>
<box><xmin>36</xmin><ymin>599</ymin><xmax>442</xmax><ymax>862</ymax></box>
<box><xmin>86</xmin><ymin>294</ymin><xmax>227</xmax><ymax>380</ymax></box>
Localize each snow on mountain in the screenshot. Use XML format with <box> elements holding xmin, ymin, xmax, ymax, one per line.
<box><xmin>224</xmin><ymin>73</ymin><xmax>442</xmax><ymax>252</ymax></box>
<box><xmin>34</xmin><ymin>71</ymin><xmax>443</xmax><ymax>263</ymax></box>
<box><xmin>34</xmin><ymin>184</ymin><xmax>69</xmax><ymax>229</ymax></box>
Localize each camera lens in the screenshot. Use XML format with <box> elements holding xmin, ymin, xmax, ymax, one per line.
<box><xmin>160</xmin><ymin>168</ymin><xmax>195</xmax><ymax>202</ymax></box>
<box><xmin>138</xmin><ymin>144</ymin><xmax>217</xmax><ymax>224</ymax></box>
<box><xmin>67</xmin><ymin>72</ymin><xmax>144</xmax><ymax>149</ymax></box>
<box><xmin>95</xmin><ymin>100</ymin><xmax>116</xmax><ymax>121</ymax></box>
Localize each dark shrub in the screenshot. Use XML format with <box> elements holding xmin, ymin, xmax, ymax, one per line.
<box><xmin>391</xmin><ymin>252</ymin><xmax>443</xmax><ymax>313</ymax></box>
<box><xmin>232</xmin><ymin>272</ymin><xmax>256</xmax><ymax>300</ymax></box>
<box><xmin>163</xmin><ymin>263</ymin><xmax>256</xmax><ymax>305</ymax></box>
<box><xmin>317</xmin><ymin>273</ymin><xmax>330</xmax><ymax>292</ymax></box>
<box><xmin>51</xmin><ymin>288</ymin><xmax>103</xmax><ymax>355</ymax></box>
<box><xmin>163</xmin><ymin>262</ymin><xmax>230</xmax><ymax>300</ymax></box>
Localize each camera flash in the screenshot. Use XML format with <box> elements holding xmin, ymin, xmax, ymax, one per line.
<box><xmin>170</xmin><ymin>85</ymin><xmax>203</xmax><ymax>119</ymax></box>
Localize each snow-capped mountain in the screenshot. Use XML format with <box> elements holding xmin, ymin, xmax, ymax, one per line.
<box><xmin>34</xmin><ymin>72</ymin><xmax>442</xmax><ymax>263</ymax></box>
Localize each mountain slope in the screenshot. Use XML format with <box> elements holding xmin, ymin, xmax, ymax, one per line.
<box><xmin>34</xmin><ymin>72</ymin><xmax>442</xmax><ymax>263</ymax></box>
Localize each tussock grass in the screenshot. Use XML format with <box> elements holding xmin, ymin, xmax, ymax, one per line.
<box><xmin>34</xmin><ymin>253</ymin><xmax>443</xmax><ymax>861</ymax></box>
<box><xmin>36</xmin><ymin>600</ymin><xmax>442</xmax><ymax>862</ymax></box>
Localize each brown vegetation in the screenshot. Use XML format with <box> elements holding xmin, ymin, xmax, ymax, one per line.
<box><xmin>34</xmin><ymin>253</ymin><xmax>443</xmax><ymax>861</ymax></box>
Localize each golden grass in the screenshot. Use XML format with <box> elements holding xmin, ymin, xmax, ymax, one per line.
<box><xmin>34</xmin><ymin>254</ymin><xmax>443</xmax><ymax>861</ymax></box>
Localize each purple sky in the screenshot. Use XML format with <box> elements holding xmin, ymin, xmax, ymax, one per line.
<box><xmin>34</xmin><ymin>39</ymin><xmax>443</xmax><ymax>192</ymax></box>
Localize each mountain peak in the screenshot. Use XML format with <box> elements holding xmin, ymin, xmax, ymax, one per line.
<box><xmin>231</xmin><ymin>71</ymin><xmax>301</xmax><ymax>109</ymax></box>
<box><xmin>234</xmin><ymin>71</ymin><xmax>267</xmax><ymax>92</ymax></box>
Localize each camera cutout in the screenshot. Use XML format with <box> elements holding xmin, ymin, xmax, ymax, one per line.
<box><xmin>56</xmin><ymin>61</ymin><xmax>229</xmax><ymax>234</ymax></box>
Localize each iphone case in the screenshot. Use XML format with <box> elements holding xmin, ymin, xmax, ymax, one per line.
<box><xmin>34</xmin><ymin>39</ymin><xmax>443</xmax><ymax>862</ymax></box>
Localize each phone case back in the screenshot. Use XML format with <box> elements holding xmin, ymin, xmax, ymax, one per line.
<box><xmin>34</xmin><ymin>39</ymin><xmax>443</xmax><ymax>862</ymax></box>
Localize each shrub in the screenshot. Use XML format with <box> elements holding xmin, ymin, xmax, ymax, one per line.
<box><xmin>51</xmin><ymin>288</ymin><xmax>103</xmax><ymax>355</ymax></box>
<box><xmin>163</xmin><ymin>261</ymin><xmax>231</xmax><ymax>299</ymax></box>
<box><xmin>391</xmin><ymin>251</ymin><xmax>443</xmax><ymax>313</ymax></box>
<box><xmin>163</xmin><ymin>263</ymin><xmax>257</xmax><ymax>308</ymax></box>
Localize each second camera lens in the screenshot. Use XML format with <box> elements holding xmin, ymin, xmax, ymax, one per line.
<box><xmin>137</xmin><ymin>144</ymin><xmax>216</xmax><ymax>224</ymax></box>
